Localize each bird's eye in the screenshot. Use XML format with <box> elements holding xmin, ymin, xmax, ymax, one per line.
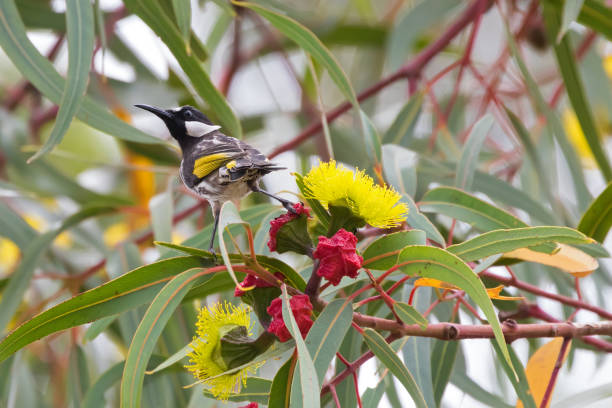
<box><xmin>184</xmin><ymin>110</ymin><xmax>193</xmax><ymax>120</ymax></box>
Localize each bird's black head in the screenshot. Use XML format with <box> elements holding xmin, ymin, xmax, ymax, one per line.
<box><xmin>135</xmin><ymin>105</ymin><xmax>220</xmax><ymax>150</ymax></box>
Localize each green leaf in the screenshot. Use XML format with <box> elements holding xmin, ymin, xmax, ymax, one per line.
<box><xmin>362</xmin><ymin>328</ymin><xmax>427</xmax><ymax>408</ymax></box>
<box><xmin>0</xmin><ymin>0</ymin><xmax>159</xmax><ymax>144</ymax></box>
<box><xmin>123</xmin><ymin>0</ymin><xmax>241</xmax><ymax>137</ymax></box>
<box><xmin>361</xmin><ymin>378</ymin><xmax>387</xmax><ymax>408</ymax></box>
<box><xmin>0</xmin><ymin>205</ymin><xmax>116</xmax><ymax>333</ymax></box>
<box><xmin>574</xmin><ymin>0</ymin><xmax>612</xmax><ymax>41</ymax></box>
<box><xmin>401</xmin><ymin>287</ymin><xmax>435</xmax><ymax>408</ymax></box>
<box><xmin>217</xmin><ymin>201</ymin><xmax>250</xmax><ymax>287</ymax></box>
<box><xmin>420</xmin><ymin>186</ymin><xmax>527</xmax><ymax>231</ymax></box>
<box><xmin>28</xmin><ymin>0</ymin><xmax>94</xmax><ymax>162</ymax></box>
<box><xmin>505</xmin><ymin>23</ymin><xmax>592</xmax><ymax>211</ymax></box>
<box><xmin>417</xmin><ymin>158</ymin><xmax>559</xmax><ymax>225</ymax></box>
<box><xmin>542</xmin><ymin>1</ymin><xmax>612</xmax><ymax>181</ymax></box>
<box><xmin>0</xmin><ymin>202</ymin><xmax>36</xmax><ymax>250</ymax></box>
<box><xmin>171</xmin><ymin>0</ymin><xmax>191</xmax><ymax>45</ymax></box>
<box><xmin>397</xmin><ymin>246</ymin><xmax>515</xmax><ymax>375</ymax></box>
<box><xmin>504</xmin><ymin>107</ymin><xmax>554</xmax><ymax>206</ymax></box>
<box><xmin>491</xmin><ymin>341</ymin><xmax>536</xmax><ymax>408</ymax></box>
<box><xmin>362</xmin><ymin>230</ymin><xmax>426</xmax><ymax>270</ymax></box>
<box><xmin>83</xmin><ymin>315</ymin><xmax>117</xmax><ymax>343</ymax></box>
<box><xmin>67</xmin><ymin>345</ymin><xmax>90</xmax><ymax>405</ymax></box>
<box><xmin>235</xmin><ymin>2</ymin><xmax>358</xmax><ymax>109</ymax></box>
<box><xmin>359</xmin><ymin>109</ymin><xmax>382</xmax><ymax>165</ymax></box>
<box><xmin>0</xmin><ymin>256</ymin><xmax>210</xmax><ymax>363</ymax></box>
<box><xmin>455</xmin><ymin>115</ymin><xmax>494</xmax><ymax>191</ymax></box>
<box><xmin>394</xmin><ymin>302</ymin><xmax>428</xmax><ymax>330</ymax></box>
<box><xmin>146</xmin><ymin>342</ymin><xmax>192</xmax><ymax>375</ymax></box>
<box><xmin>202</xmin><ymin>377</ymin><xmax>272</xmax><ymax>404</ymax></box>
<box><xmin>281</xmin><ymin>285</ymin><xmax>319</xmax><ymax>408</ymax></box>
<box><xmin>382</xmin><ymin>144</ymin><xmax>418</xmax><ymax>197</ymax></box>
<box><xmin>431</xmin><ymin>338</ymin><xmax>458</xmax><ymax>406</ymax></box>
<box><xmin>401</xmin><ymin>194</ymin><xmax>446</xmax><ymax>246</ymax></box>
<box><xmin>156</xmin><ymin>241</ymin><xmax>307</xmax><ymax>292</ymax></box>
<box><xmin>450</xmin><ymin>374</ymin><xmax>513</xmax><ymax>408</ymax></box>
<box><xmin>268</xmin><ymin>356</ymin><xmax>294</xmax><ymax>408</ymax></box>
<box><xmin>383</xmin><ymin>92</ymin><xmax>423</xmax><ymax>145</ymax></box>
<box><xmin>291</xmin><ymin>299</ymin><xmax>353</xmax><ymax>405</ymax></box>
<box><xmin>447</xmin><ymin>226</ymin><xmax>592</xmax><ymax>262</ymax></box>
<box><xmin>83</xmin><ymin>357</ymin><xmax>169</xmax><ymax>408</ymax></box>
<box><xmin>120</xmin><ymin>267</ymin><xmax>210</xmax><ymax>408</ymax></box>
<box><xmin>83</xmin><ymin>362</ymin><xmax>125</xmax><ymax>408</ymax></box>
<box><xmin>558</xmin><ymin>0</ymin><xmax>584</xmax><ymax>42</ymax></box>
<box><xmin>555</xmin><ymin>381</ymin><xmax>612</xmax><ymax>408</ymax></box>
<box><xmin>578</xmin><ymin>182</ymin><xmax>612</xmax><ymax>243</ymax></box>
<box><xmin>149</xmin><ymin>189</ymin><xmax>174</xmax><ymax>256</ymax></box>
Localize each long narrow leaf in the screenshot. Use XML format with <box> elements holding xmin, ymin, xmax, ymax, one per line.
<box><xmin>281</xmin><ymin>285</ymin><xmax>319</xmax><ymax>408</ymax></box>
<box><xmin>542</xmin><ymin>1</ymin><xmax>612</xmax><ymax>181</ymax></box>
<box><xmin>455</xmin><ymin>115</ymin><xmax>494</xmax><ymax>191</ymax></box>
<box><xmin>291</xmin><ymin>299</ymin><xmax>353</xmax><ymax>405</ymax></box>
<box><xmin>397</xmin><ymin>246</ymin><xmax>516</xmax><ymax>376</ymax></box>
<box><xmin>363</xmin><ymin>328</ymin><xmax>428</xmax><ymax>408</ymax></box>
<box><xmin>123</xmin><ymin>0</ymin><xmax>241</xmax><ymax>137</ymax></box>
<box><xmin>120</xmin><ymin>267</ymin><xmax>210</xmax><ymax>408</ymax></box>
<box><xmin>577</xmin><ymin>182</ymin><xmax>612</xmax><ymax>242</ymax></box>
<box><xmin>234</xmin><ymin>2</ymin><xmax>358</xmax><ymax>109</ymax></box>
<box><xmin>28</xmin><ymin>0</ymin><xmax>94</xmax><ymax>162</ymax></box>
<box><xmin>0</xmin><ymin>0</ymin><xmax>159</xmax><ymax>144</ymax></box>
<box><xmin>0</xmin><ymin>256</ymin><xmax>210</xmax><ymax>362</ymax></box>
<box><xmin>0</xmin><ymin>205</ymin><xmax>116</xmax><ymax>332</ymax></box>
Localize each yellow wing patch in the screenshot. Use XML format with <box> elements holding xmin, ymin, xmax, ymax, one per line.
<box><xmin>193</xmin><ymin>153</ymin><xmax>233</xmax><ymax>178</ymax></box>
<box><xmin>226</xmin><ymin>160</ymin><xmax>237</xmax><ymax>169</ymax></box>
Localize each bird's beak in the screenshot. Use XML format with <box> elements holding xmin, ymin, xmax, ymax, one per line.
<box><xmin>134</xmin><ymin>104</ymin><xmax>172</xmax><ymax>120</ymax></box>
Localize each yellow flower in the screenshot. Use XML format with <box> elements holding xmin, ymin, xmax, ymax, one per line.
<box><xmin>563</xmin><ymin>108</ymin><xmax>594</xmax><ymax>165</ymax></box>
<box><xmin>0</xmin><ymin>238</ymin><xmax>20</xmax><ymax>274</ymax></box>
<box><xmin>604</xmin><ymin>55</ymin><xmax>612</xmax><ymax>80</ymax></box>
<box><xmin>302</xmin><ymin>160</ymin><xmax>408</xmax><ymax>228</ymax></box>
<box><xmin>103</xmin><ymin>222</ymin><xmax>130</xmax><ymax>247</ymax></box>
<box><xmin>24</xmin><ymin>214</ymin><xmax>72</xmax><ymax>248</ymax></box>
<box><xmin>185</xmin><ymin>302</ymin><xmax>261</xmax><ymax>400</ymax></box>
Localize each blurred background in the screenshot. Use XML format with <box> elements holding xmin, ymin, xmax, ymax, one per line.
<box><xmin>1</xmin><ymin>0</ymin><xmax>612</xmax><ymax>407</ymax></box>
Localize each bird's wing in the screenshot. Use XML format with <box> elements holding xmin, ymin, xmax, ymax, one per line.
<box><xmin>191</xmin><ymin>133</ymin><xmax>284</xmax><ymax>179</ymax></box>
<box><xmin>191</xmin><ymin>136</ymin><xmax>247</xmax><ymax>178</ymax></box>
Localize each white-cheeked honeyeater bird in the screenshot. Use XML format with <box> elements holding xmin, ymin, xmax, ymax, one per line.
<box><xmin>135</xmin><ymin>105</ymin><xmax>295</xmax><ymax>254</ymax></box>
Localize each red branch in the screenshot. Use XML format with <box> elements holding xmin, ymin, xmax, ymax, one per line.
<box><xmin>481</xmin><ymin>271</ymin><xmax>612</xmax><ymax>320</ymax></box>
<box><xmin>540</xmin><ymin>336</ymin><xmax>571</xmax><ymax>408</ymax></box>
<box><xmin>267</xmin><ymin>0</ymin><xmax>493</xmax><ymax>159</ymax></box>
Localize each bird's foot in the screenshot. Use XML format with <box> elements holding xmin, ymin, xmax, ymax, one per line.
<box><xmin>208</xmin><ymin>247</ymin><xmax>219</xmax><ymax>264</ymax></box>
<box><xmin>282</xmin><ymin>200</ymin><xmax>298</xmax><ymax>214</ymax></box>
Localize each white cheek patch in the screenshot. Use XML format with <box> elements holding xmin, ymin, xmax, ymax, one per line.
<box><xmin>185</xmin><ymin>121</ymin><xmax>221</xmax><ymax>137</ymax></box>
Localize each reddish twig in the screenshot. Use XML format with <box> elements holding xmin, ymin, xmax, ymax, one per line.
<box><xmin>539</xmin><ymin>336</ymin><xmax>571</xmax><ymax>408</ymax></box>
<box><xmin>67</xmin><ymin>200</ymin><xmax>207</xmax><ymax>282</ymax></box>
<box><xmin>3</xmin><ymin>35</ymin><xmax>64</xmax><ymax>110</ymax></box>
<box><xmin>218</xmin><ymin>11</ymin><xmax>243</xmax><ymax>96</ymax></box>
<box><xmin>481</xmin><ymin>271</ymin><xmax>612</xmax><ymax>320</ymax></box>
<box><xmin>268</xmin><ymin>0</ymin><xmax>493</xmax><ymax>159</ymax></box>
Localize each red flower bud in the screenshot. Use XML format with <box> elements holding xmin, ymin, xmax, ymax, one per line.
<box><xmin>266</xmin><ymin>294</ymin><xmax>313</xmax><ymax>342</ymax></box>
<box><xmin>267</xmin><ymin>203</ymin><xmax>310</xmax><ymax>252</ymax></box>
<box><xmin>313</xmin><ymin>228</ymin><xmax>363</xmax><ymax>286</ymax></box>
<box><xmin>234</xmin><ymin>272</ymin><xmax>284</xmax><ymax>297</ymax></box>
<box><xmin>238</xmin><ymin>403</ymin><xmax>258</xmax><ymax>408</ymax></box>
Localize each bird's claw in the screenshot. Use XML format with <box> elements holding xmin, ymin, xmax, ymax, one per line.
<box><xmin>283</xmin><ymin>201</ymin><xmax>298</xmax><ymax>214</ymax></box>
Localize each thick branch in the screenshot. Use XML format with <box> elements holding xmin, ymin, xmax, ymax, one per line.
<box><xmin>268</xmin><ymin>0</ymin><xmax>493</xmax><ymax>159</ymax></box>
<box><xmin>353</xmin><ymin>312</ymin><xmax>612</xmax><ymax>344</ymax></box>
